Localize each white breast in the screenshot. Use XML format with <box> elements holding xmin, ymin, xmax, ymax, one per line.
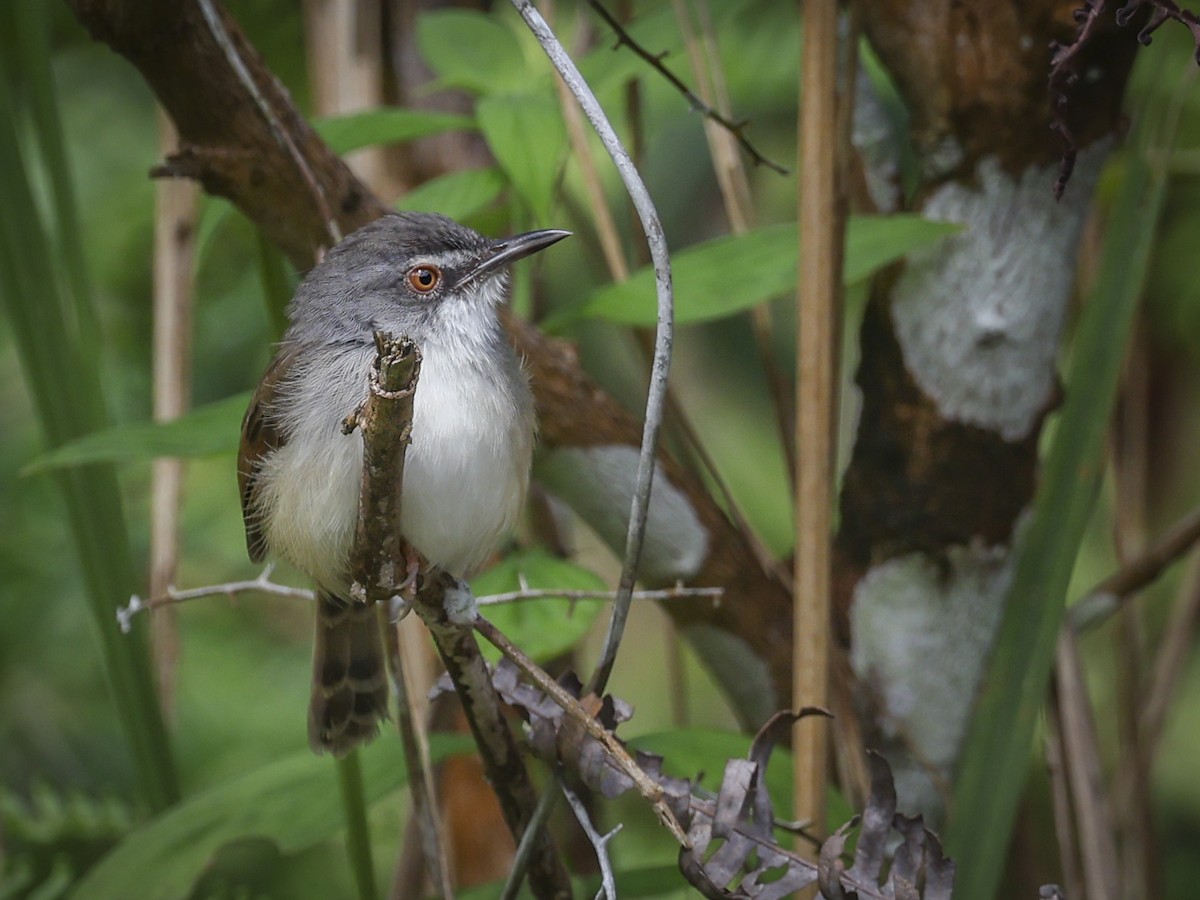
<box><xmin>257</xmin><ymin>336</ymin><xmax>533</xmax><ymax>590</ymax></box>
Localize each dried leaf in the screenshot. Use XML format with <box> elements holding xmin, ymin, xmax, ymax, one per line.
<box><xmin>818</xmin><ymin>817</ymin><xmax>856</xmax><ymax>899</ymax></box>
<box><xmin>847</xmin><ymin>751</ymin><xmax>898</xmax><ymax>886</ymax></box>
<box><xmin>463</xmin><ymin>660</ymin><xmax>959</xmax><ymax>899</ymax></box>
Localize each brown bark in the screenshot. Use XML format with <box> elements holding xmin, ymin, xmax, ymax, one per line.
<box><xmin>838</xmin><ymin>3</ymin><xmax>1138</xmax><ymax>624</ymax></box>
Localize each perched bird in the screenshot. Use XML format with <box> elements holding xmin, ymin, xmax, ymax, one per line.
<box><xmin>238</xmin><ymin>212</ymin><xmax>569</xmax><ymax>755</ymax></box>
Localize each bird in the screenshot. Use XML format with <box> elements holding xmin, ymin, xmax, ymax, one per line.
<box><xmin>237</xmin><ymin>212</ymin><xmax>569</xmax><ymax>755</ymax></box>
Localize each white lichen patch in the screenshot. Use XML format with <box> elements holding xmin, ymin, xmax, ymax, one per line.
<box><xmin>891</xmin><ymin>146</ymin><xmax>1106</xmax><ymax>442</ymax></box>
<box><xmin>535</xmin><ymin>445</ymin><xmax>709</xmax><ymax>584</ymax></box>
<box><xmin>849</xmin><ymin>538</ymin><xmax>1015</xmax><ymax>817</ymax></box>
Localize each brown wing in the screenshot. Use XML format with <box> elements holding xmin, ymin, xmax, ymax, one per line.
<box><xmin>238</xmin><ymin>347</ymin><xmax>298</xmax><ymax>562</ymax></box>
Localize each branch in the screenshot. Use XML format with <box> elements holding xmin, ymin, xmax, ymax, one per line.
<box><xmin>477</xmin><ymin>584</ymin><xmax>722</xmax><ymax>606</ymax></box>
<box><xmin>584</xmin><ymin>0</ymin><xmax>788</xmax><ymax>175</ymax></box>
<box><xmin>342</xmin><ymin>332</ymin><xmax>421</xmax><ymax>604</ymax></box>
<box><xmin>560</xmin><ymin>780</ymin><xmax>620</xmax><ymax>900</ymax></box>
<box><xmin>1050</xmin><ymin>0</ymin><xmax>1200</xmax><ymax>198</ymax></box>
<box><xmin>383</xmin><ymin>621</ymin><xmax>453</xmax><ymax>900</ymax></box>
<box><xmin>116</xmin><ymin>565</ymin><xmax>313</xmax><ymax>633</ymax></box>
<box><xmin>412</xmin><ymin>572</ymin><xmax>572</xmax><ymax>897</ymax></box>
<box><xmin>1070</xmin><ymin>503</ymin><xmax>1200</xmax><ymax>632</ymax></box>
<box><xmin>474</xmin><ymin>614</ymin><xmax>689</xmax><ymax>844</ymax></box>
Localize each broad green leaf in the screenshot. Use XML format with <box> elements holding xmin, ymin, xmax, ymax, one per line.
<box><xmin>70</xmin><ymin>737</ymin><xmax>463</xmax><ymax>900</ymax></box>
<box><xmin>417</xmin><ymin>10</ymin><xmax>528</xmax><ymax>94</ymax></box>
<box><xmin>25</xmin><ymin>393</ymin><xmax>249</xmax><ymax>472</ymax></box>
<box><xmin>314</xmin><ymin>108</ymin><xmax>474</xmax><ymax>156</ymax></box>
<box><xmin>476</xmin><ymin>90</ymin><xmax>566</xmax><ymax>223</ymax></box>
<box><xmin>397</xmin><ymin>167</ymin><xmax>506</xmax><ymax>222</ymax></box>
<box><xmin>573</xmin><ymin>216</ymin><xmax>960</xmax><ymax>327</ymax></box>
<box><xmin>472</xmin><ymin>551</ymin><xmax>606</xmax><ymax>663</ymax></box>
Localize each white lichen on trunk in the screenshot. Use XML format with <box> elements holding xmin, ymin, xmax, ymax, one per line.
<box><xmin>890</xmin><ymin>146</ymin><xmax>1106</xmax><ymax>442</ymax></box>
<box><xmin>850</xmin><ymin>536</ymin><xmax>1016</xmax><ymax>817</ymax></box>
<box><xmin>852</xmin><ymin>145</ymin><xmax>1110</xmax><ymax>817</ymax></box>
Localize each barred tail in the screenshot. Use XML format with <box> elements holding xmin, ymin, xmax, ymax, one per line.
<box><xmin>308</xmin><ymin>590</ymin><xmax>389</xmax><ymax>756</ymax></box>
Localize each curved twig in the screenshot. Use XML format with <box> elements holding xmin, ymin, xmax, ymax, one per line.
<box><xmin>509</xmin><ymin>0</ymin><xmax>675</xmax><ymax>698</ymax></box>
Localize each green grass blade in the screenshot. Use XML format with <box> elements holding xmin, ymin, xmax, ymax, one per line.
<box><xmin>946</xmin><ymin>146</ymin><xmax>1167</xmax><ymax>896</ymax></box>
<box><xmin>0</xmin><ymin>9</ymin><xmax>179</xmax><ymax>811</ymax></box>
<box><xmin>336</xmin><ymin>752</ymin><xmax>378</xmax><ymax>900</ymax></box>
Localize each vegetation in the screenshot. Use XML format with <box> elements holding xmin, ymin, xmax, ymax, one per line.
<box><xmin>3</xmin><ymin>1</ymin><xmax>1200</xmax><ymax>897</ymax></box>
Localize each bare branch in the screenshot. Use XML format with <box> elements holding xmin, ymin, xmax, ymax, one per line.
<box><xmin>116</xmin><ymin>566</ymin><xmax>314</xmax><ymax>633</ymax></box>
<box><xmin>477</xmin><ymin>584</ymin><xmax>722</xmax><ymax>606</ymax></box>
<box><xmin>584</xmin><ymin>0</ymin><xmax>788</xmax><ymax>175</ymax></box>
<box><xmin>383</xmin><ymin>622</ymin><xmax>454</xmax><ymax>900</ymax></box>
<box><xmin>1050</xmin><ymin>0</ymin><xmax>1200</xmax><ymax>198</ymax></box>
<box><xmin>413</xmin><ymin>573</ymin><xmax>572</xmax><ymax>897</ymax></box>
<box><xmin>474</xmin><ymin>613</ymin><xmax>690</xmax><ymax>844</ymax></box>
<box><xmin>1070</xmin><ymin>503</ymin><xmax>1200</xmax><ymax>632</ymax></box>
<box><xmin>497</xmin><ymin>787</ymin><xmax>560</xmax><ymax>900</ymax></box>
<box><xmin>194</xmin><ymin>0</ymin><xmax>341</xmax><ymax>246</ymax></box>
<box><xmin>560</xmin><ymin>780</ymin><xmax>621</xmax><ymax>900</ymax></box>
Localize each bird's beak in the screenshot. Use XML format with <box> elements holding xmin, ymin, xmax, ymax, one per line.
<box><xmin>460</xmin><ymin>228</ymin><xmax>571</xmax><ymax>288</ymax></box>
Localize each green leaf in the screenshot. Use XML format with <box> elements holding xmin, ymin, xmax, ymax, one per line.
<box><xmin>397</xmin><ymin>167</ymin><xmax>507</xmax><ymax>222</ymax></box>
<box><xmin>472</xmin><ymin>551</ymin><xmax>607</xmax><ymax>663</ymax></box>
<box><xmin>24</xmin><ymin>393</ymin><xmax>249</xmax><ymax>473</ymax></box>
<box><xmin>417</xmin><ymin>10</ymin><xmax>528</xmax><ymax>94</ymax></box>
<box><xmin>313</xmin><ymin>109</ymin><xmax>474</xmax><ymax>156</ymax></box>
<box><xmin>573</xmin><ymin>216</ymin><xmax>960</xmax><ymax>328</ymax></box>
<box><xmin>476</xmin><ymin>90</ymin><xmax>566</xmax><ymax>223</ymax></box>
<box><xmin>70</xmin><ymin>737</ymin><xmax>465</xmax><ymax>900</ymax></box>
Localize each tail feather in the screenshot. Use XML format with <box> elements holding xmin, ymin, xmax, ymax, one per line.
<box><xmin>309</xmin><ymin>590</ymin><xmax>389</xmax><ymax>756</ymax></box>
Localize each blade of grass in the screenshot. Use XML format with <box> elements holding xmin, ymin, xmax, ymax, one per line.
<box><xmin>947</xmin><ymin>132</ymin><xmax>1168</xmax><ymax>897</ymax></box>
<box><xmin>337</xmin><ymin>751</ymin><xmax>379</xmax><ymax>900</ymax></box>
<box><xmin>0</xmin><ymin>5</ymin><xmax>179</xmax><ymax>811</ymax></box>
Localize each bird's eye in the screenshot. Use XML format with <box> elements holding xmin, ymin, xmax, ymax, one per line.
<box><xmin>407</xmin><ymin>265</ymin><xmax>441</xmax><ymax>293</ymax></box>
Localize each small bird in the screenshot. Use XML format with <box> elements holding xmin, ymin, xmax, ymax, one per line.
<box><xmin>237</xmin><ymin>212</ymin><xmax>569</xmax><ymax>755</ymax></box>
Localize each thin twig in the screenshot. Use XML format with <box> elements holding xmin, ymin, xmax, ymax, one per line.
<box><xmin>1069</xmin><ymin>503</ymin><xmax>1200</xmax><ymax>633</ymax></box>
<box><xmin>560</xmin><ymin>779</ymin><xmax>621</xmax><ymax>900</ymax></box>
<box><xmin>584</xmin><ymin>0</ymin><xmax>788</xmax><ymax>175</ymax></box>
<box><xmin>474</xmin><ymin>614</ymin><xmax>690</xmax><ymax>845</ymax></box>
<box><xmin>549</xmin><ymin>7</ymin><xmax>630</xmax><ymax>283</ymax></box>
<box><xmin>673</xmin><ymin>0</ymin><xmax>795</xmax><ymax>482</ymax></box>
<box><xmin>118</xmin><ymin>578</ymin><xmax>721</xmax><ymax>627</ymax></box>
<box><xmin>478</xmin><ymin>585</ymin><xmax>722</xmax><ymax>605</ymax></box>
<box><xmin>510</xmin><ymin>0</ymin><xmax>675</xmax><ymax>699</ymax></box>
<box><xmin>1044</xmin><ymin>703</ymin><xmax>1086</xmax><ymax>900</ymax></box>
<box><xmin>497</xmin><ymin>785</ymin><xmax>560</xmax><ymax>900</ymax></box>
<box><xmin>1053</xmin><ymin>629</ymin><xmax>1120</xmax><ymax>900</ymax></box>
<box><xmin>116</xmin><ymin>566</ymin><xmax>314</xmax><ymax>632</ymax></box>
<box><xmin>1136</xmin><ymin>555</ymin><xmax>1200</xmax><ymax>770</ymax></box>
<box><xmin>384</xmin><ymin>620</ymin><xmax>453</xmax><ymax>899</ymax></box>
<box><xmin>195</xmin><ymin>0</ymin><xmax>341</xmax><ymax>249</ymax></box>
